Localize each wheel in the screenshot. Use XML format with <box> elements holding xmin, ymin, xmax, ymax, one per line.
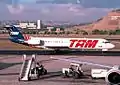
<box><xmin>72</xmin><ymin>71</ymin><xmax>80</xmax><ymax>79</ymax></box>
<box><xmin>63</xmin><ymin>71</ymin><xmax>69</xmax><ymax>78</ymax></box>
<box><xmin>78</xmin><ymin>70</ymin><xmax>83</xmax><ymax>76</ymax></box>
<box><xmin>37</xmin><ymin>74</ymin><xmax>40</xmax><ymax>79</ymax></box>
<box><xmin>43</xmin><ymin>69</ymin><xmax>47</xmax><ymax>75</ymax></box>
<box><xmin>91</xmin><ymin>77</ymin><xmax>96</xmax><ymax>79</ymax></box>
<box><xmin>28</xmin><ymin>77</ymin><xmax>31</xmax><ymax>81</ymax></box>
<box><xmin>54</xmin><ymin>49</ymin><xmax>61</xmax><ymax>53</ymax></box>
<box><xmin>18</xmin><ymin>77</ymin><xmax>20</xmax><ymax>81</ymax></box>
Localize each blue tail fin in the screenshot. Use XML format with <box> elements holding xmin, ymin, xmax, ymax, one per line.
<box><xmin>5</xmin><ymin>25</ymin><xmax>25</xmax><ymax>43</ymax></box>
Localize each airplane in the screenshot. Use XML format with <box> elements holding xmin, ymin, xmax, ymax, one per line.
<box><xmin>50</xmin><ymin>56</ymin><xmax>120</xmax><ymax>85</ymax></box>
<box><xmin>5</xmin><ymin>25</ymin><xmax>115</xmax><ymax>51</ymax></box>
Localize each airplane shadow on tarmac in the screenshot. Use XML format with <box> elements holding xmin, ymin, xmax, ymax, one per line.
<box><xmin>0</xmin><ymin>62</ymin><xmax>22</xmax><ymax>70</ymax></box>
<box><xmin>0</xmin><ymin>72</ymin><xmax>19</xmax><ymax>76</ymax></box>
<box><xmin>0</xmin><ymin>62</ymin><xmax>22</xmax><ymax>76</ymax></box>
<box><xmin>38</xmin><ymin>71</ymin><xmax>62</xmax><ymax>80</ymax></box>
<box><xmin>37</xmin><ymin>71</ymin><xmax>104</xmax><ymax>84</ymax></box>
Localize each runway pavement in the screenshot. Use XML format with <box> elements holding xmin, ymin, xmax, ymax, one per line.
<box><xmin>0</xmin><ymin>55</ymin><xmax>120</xmax><ymax>85</ymax></box>
<box><xmin>1</xmin><ymin>50</ymin><xmax>120</xmax><ymax>56</ymax></box>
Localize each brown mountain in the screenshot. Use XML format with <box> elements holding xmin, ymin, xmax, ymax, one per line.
<box><xmin>68</xmin><ymin>9</ymin><xmax>120</xmax><ymax>31</ymax></box>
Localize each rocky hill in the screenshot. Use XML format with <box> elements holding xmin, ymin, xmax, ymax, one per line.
<box><xmin>68</xmin><ymin>9</ymin><xmax>120</xmax><ymax>31</ymax></box>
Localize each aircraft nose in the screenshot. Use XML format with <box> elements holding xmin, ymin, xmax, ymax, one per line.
<box><xmin>110</xmin><ymin>43</ymin><xmax>115</xmax><ymax>48</ymax></box>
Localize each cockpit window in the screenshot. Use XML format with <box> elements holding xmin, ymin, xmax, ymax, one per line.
<box><xmin>103</xmin><ymin>41</ymin><xmax>110</xmax><ymax>43</ymax></box>
<box><xmin>105</xmin><ymin>41</ymin><xmax>110</xmax><ymax>43</ymax></box>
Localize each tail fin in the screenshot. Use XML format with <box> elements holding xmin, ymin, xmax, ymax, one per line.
<box><xmin>5</xmin><ymin>25</ymin><xmax>24</xmax><ymax>40</ymax></box>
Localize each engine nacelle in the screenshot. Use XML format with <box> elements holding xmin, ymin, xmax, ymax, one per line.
<box><xmin>105</xmin><ymin>66</ymin><xmax>120</xmax><ymax>85</ymax></box>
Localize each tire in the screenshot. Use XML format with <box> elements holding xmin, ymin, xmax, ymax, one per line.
<box><xmin>72</xmin><ymin>71</ymin><xmax>80</xmax><ymax>79</ymax></box>
<box><xmin>63</xmin><ymin>71</ymin><xmax>69</xmax><ymax>78</ymax></box>
<box><xmin>91</xmin><ymin>77</ymin><xmax>96</xmax><ymax>79</ymax></box>
<box><xmin>37</xmin><ymin>74</ymin><xmax>40</xmax><ymax>79</ymax></box>
<box><xmin>18</xmin><ymin>77</ymin><xmax>20</xmax><ymax>81</ymax></box>
<box><xmin>43</xmin><ymin>69</ymin><xmax>47</xmax><ymax>75</ymax></box>
<box><xmin>28</xmin><ymin>77</ymin><xmax>31</xmax><ymax>81</ymax></box>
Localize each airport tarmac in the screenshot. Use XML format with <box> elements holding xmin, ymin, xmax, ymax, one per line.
<box><xmin>0</xmin><ymin>55</ymin><xmax>120</xmax><ymax>85</ymax></box>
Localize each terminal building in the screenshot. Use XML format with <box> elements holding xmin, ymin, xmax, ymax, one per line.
<box><xmin>12</xmin><ymin>20</ymin><xmax>43</xmax><ymax>29</ymax></box>
<box><xmin>37</xmin><ymin>20</ymin><xmax>42</xmax><ymax>29</ymax></box>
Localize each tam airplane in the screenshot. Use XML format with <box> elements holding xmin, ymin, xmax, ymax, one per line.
<box><xmin>6</xmin><ymin>25</ymin><xmax>115</xmax><ymax>51</ymax></box>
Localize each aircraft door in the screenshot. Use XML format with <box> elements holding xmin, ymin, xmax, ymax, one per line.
<box><xmin>39</xmin><ymin>40</ymin><xmax>44</xmax><ymax>46</ymax></box>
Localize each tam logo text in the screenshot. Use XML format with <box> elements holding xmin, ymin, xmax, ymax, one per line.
<box><xmin>10</xmin><ymin>32</ymin><xmax>19</xmax><ymax>35</ymax></box>
<box><xmin>69</xmin><ymin>39</ymin><xmax>98</xmax><ymax>48</ymax></box>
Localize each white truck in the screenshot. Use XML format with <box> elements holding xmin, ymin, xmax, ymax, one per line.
<box><xmin>62</xmin><ymin>63</ymin><xmax>108</xmax><ymax>79</ymax></box>
<box><xmin>91</xmin><ymin>69</ymin><xmax>108</xmax><ymax>79</ymax></box>
<box><xmin>62</xmin><ymin>63</ymin><xmax>83</xmax><ymax>79</ymax></box>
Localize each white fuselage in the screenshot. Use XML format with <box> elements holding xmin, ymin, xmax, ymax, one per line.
<box><xmin>25</xmin><ymin>37</ymin><xmax>115</xmax><ymax>50</ymax></box>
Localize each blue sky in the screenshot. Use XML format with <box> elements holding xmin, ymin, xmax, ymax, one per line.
<box><xmin>0</xmin><ymin>0</ymin><xmax>120</xmax><ymax>23</ymax></box>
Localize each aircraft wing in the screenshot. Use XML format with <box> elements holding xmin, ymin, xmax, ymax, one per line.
<box><xmin>50</xmin><ymin>57</ymin><xmax>113</xmax><ymax>69</ymax></box>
